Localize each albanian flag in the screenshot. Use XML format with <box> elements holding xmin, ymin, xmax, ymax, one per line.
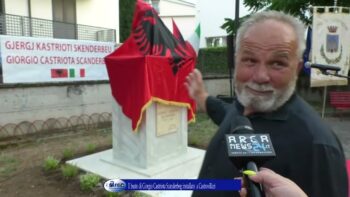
<box><xmin>105</xmin><ymin>0</ymin><xmax>196</xmax><ymax>131</ymax></box>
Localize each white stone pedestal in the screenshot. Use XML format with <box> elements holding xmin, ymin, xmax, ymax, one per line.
<box><xmin>110</xmin><ymin>101</ymin><xmax>193</xmax><ymax>174</ymax></box>
<box><xmin>68</xmin><ymin>101</ymin><xmax>205</xmax><ymax>196</ymax></box>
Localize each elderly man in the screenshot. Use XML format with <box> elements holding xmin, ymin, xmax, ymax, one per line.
<box><xmin>186</xmin><ymin>11</ymin><xmax>348</xmax><ymax>197</ymax></box>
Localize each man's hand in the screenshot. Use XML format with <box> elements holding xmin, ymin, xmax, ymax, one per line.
<box><xmin>240</xmin><ymin>168</ymin><xmax>308</xmax><ymax>197</ymax></box>
<box><xmin>185</xmin><ymin>69</ymin><xmax>209</xmax><ymax>112</ymax></box>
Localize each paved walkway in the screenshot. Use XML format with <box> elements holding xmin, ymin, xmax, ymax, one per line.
<box><xmin>325</xmin><ymin>117</ymin><xmax>350</xmax><ymax>159</ymax></box>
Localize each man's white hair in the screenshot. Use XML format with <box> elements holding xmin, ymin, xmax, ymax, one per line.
<box><xmin>235</xmin><ymin>11</ymin><xmax>306</xmax><ymax>59</ymax></box>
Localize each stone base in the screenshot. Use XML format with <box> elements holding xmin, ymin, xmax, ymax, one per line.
<box><xmin>67</xmin><ymin>147</ymin><xmax>205</xmax><ymax>197</ymax></box>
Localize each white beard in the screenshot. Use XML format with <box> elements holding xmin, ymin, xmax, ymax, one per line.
<box><xmin>234</xmin><ymin>75</ymin><xmax>297</xmax><ymax>113</ymax></box>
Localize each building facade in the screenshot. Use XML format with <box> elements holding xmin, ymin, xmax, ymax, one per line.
<box><xmin>0</xmin><ymin>0</ymin><xmax>119</xmax><ymax>42</ymax></box>
<box><xmin>0</xmin><ymin>0</ymin><xmax>119</xmax><ymax>139</ymax></box>
<box><xmin>158</xmin><ymin>0</ymin><xmax>197</xmax><ymax>39</ymax></box>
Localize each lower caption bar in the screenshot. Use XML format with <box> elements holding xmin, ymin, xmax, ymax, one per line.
<box><xmin>104</xmin><ymin>179</ymin><xmax>241</xmax><ymax>192</ymax></box>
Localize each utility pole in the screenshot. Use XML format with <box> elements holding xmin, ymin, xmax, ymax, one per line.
<box><xmin>230</xmin><ymin>0</ymin><xmax>240</xmax><ymax>98</ymax></box>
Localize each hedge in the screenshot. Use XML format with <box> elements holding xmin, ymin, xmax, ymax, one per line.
<box><xmin>197</xmin><ymin>47</ymin><xmax>230</xmax><ymax>77</ymax></box>
<box><xmin>119</xmin><ymin>0</ymin><xmax>136</xmax><ymax>42</ymax></box>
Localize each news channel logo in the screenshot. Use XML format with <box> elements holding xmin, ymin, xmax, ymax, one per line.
<box><xmin>104</xmin><ymin>179</ymin><xmax>126</xmax><ymax>192</ymax></box>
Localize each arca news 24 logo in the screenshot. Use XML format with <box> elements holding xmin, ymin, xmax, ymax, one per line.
<box><xmin>104</xmin><ymin>179</ymin><xmax>126</xmax><ymax>192</ymax></box>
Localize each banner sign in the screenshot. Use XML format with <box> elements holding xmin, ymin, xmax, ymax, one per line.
<box><xmin>104</xmin><ymin>179</ymin><xmax>241</xmax><ymax>192</ymax></box>
<box><xmin>311</xmin><ymin>7</ymin><xmax>350</xmax><ymax>87</ymax></box>
<box><xmin>0</xmin><ymin>35</ymin><xmax>115</xmax><ymax>83</ymax></box>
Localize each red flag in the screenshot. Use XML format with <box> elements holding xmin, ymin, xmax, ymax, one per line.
<box><xmin>105</xmin><ymin>0</ymin><xmax>196</xmax><ymax>131</ymax></box>
<box><xmin>51</xmin><ymin>69</ymin><xmax>68</xmax><ymax>78</ymax></box>
<box><xmin>172</xmin><ymin>19</ymin><xmax>186</xmax><ymax>46</ymax></box>
<box><xmin>80</xmin><ymin>69</ymin><xmax>85</xmax><ymax>77</ymax></box>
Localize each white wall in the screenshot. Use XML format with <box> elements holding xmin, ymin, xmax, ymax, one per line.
<box><xmin>199</xmin><ymin>0</ymin><xmax>250</xmax><ymax>47</ymax></box>
<box><xmin>76</xmin><ymin>0</ymin><xmax>119</xmax><ymax>42</ymax></box>
<box><xmin>204</xmin><ymin>78</ymin><xmax>230</xmax><ymax>96</ymax></box>
<box><xmin>159</xmin><ymin>0</ymin><xmax>196</xmax><ymax>40</ymax></box>
<box><xmin>30</xmin><ymin>0</ymin><xmax>52</xmax><ymax>20</ymax></box>
<box><xmin>0</xmin><ymin>84</ymin><xmax>113</xmax><ymax>127</ymax></box>
<box><xmin>159</xmin><ymin>0</ymin><xmax>252</xmax><ymax>48</ymax></box>
<box><xmin>161</xmin><ymin>16</ymin><xmax>195</xmax><ymax>39</ymax></box>
<box><xmin>4</xmin><ymin>0</ymin><xmax>28</xmax><ymax>16</ymax></box>
<box><xmin>160</xmin><ymin>0</ymin><xmax>195</xmax><ymax>16</ymax></box>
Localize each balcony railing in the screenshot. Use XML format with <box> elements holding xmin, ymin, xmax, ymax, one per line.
<box><xmin>0</xmin><ymin>13</ymin><xmax>116</xmax><ymax>42</ymax></box>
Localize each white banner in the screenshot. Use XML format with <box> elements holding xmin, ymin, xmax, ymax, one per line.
<box><xmin>311</xmin><ymin>7</ymin><xmax>350</xmax><ymax>87</ymax></box>
<box><xmin>0</xmin><ymin>35</ymin><xmax>115</xmax><ymax>83</ymax></box>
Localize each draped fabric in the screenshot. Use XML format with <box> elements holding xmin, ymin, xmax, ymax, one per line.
<box><xmin>105</xmin><ymin>0</ymin><xmax>196</xmax><ymax>131</ymax></box>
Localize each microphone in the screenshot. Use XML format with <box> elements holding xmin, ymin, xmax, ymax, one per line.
<box><xmin>304</xmin><ymin>61</ymin><xmax>341</xmax><ymax>72</ymax></box>
<box><xmin>225</xmin><ymin>116</ymin><xmax>276</xmax><ymax>197</ymax></box>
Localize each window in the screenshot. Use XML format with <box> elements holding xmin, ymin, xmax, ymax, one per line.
<box><xmin>52</xmin><ymin>0</ymin><xmax>76</xmax><ymax>39</ymax></box>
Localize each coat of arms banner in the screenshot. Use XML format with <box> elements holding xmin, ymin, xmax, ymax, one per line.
<box><xmin>311</xmin><ymin>6</ymin><xmax>350</xmax><ymax>87</ymax></box>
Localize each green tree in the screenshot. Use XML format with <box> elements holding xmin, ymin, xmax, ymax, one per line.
<box><xmin>222</xmin><ymin>0</ymin><xmax>350</xmax><ymax>34</ymax></box>
<box><xmin>119</xmin><ymin>0</ymin><xmax>137</xmax><ymax>42</ymax></box>
<box><xmin>220</xmin><ymin>15</ymin><xmax>250</xmax><ymax>35</ymax></box>
<box><xmin>243</xmin><ymin>0</ymin><xmax>350</xmax><ymax>24</ymax></box>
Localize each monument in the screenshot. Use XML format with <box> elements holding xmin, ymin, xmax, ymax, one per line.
<box><xmin>68</xmin><ymin>1</ymin><xmax>205</xmax><ymax>195</ymax></box>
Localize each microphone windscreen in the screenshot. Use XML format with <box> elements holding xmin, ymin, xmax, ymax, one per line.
<box><xmin>232</xmin><ymin>116</ymin><xmax>253</xmax><ymax>134</ymax></box>
<box><xmin>235</xmin><ymin>116</ymin><xmax>252</xmax><ymax>127</ymax></box>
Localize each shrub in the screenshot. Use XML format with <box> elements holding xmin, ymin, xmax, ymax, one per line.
<box><xmin>61</xmin><ymin>164</ymin><xmax>79</xmax><ymax>179</ymax></box>
<box><xmin>197</xmin><ymin>47</ymin><xmax>229</xmax><ymax>76</ymax></box>
<box><xmin>80</xmin><ymin>173</ymin><xmax>101</xmax><ymax>191</ymax></box>
<box><xmin>86</xmin><ymin>143</ymin><xmax>96</xmax><ymax>153</ymax></box>
<box><xmin>104</xmin><ymin>191</ymin><xmax>122</xmax><ymax>197</ymax></box>
<box><xmin>120</xmin><ymin>0</ymin><xmax>136</xmax><ymax>42</ymax></box>
<box><xmin>133</xmin><ymin>191</ymin><xmax>151</xmax><ymax>197</ymax></box>
<box><xmin>62</xmin><ymin>148</ymin><xmax>74</xmax><ymax>160</ymax></box>
<box><xmin>43</xmin><ymin>156</ymin><xmax>60</xmax><ymax>171</ymax></box>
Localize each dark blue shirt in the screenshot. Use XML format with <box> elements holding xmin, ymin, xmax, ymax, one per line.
<box><xmin>192</xmin><ymin>94</ymin><xmax>348</xmax><ymax>197</ymax></box>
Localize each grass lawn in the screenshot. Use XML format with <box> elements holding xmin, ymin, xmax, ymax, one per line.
<box><xmin>188</xmin><ymin>113</ymin><xmax>218</xmax><ymax>149</ymax></box>
<box><xmin>0</xmin><ymin>154</ymin><xmax>18</xmax><ymax>178</ymax></box>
